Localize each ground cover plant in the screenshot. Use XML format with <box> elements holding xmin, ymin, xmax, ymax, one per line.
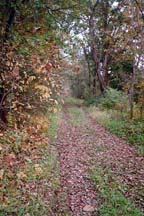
<box><xmin>0</xmin><ymin>111</ymin><xmax>61</xmax><ymax>215</ymax></box>
<box><xmin>88</xmin><ymin>88</ymin><xmax>144</xmax><ymax>155</ymax></box>
<box><xmin>91</xmin><ymin>167</ymin><xmax>143</xmax><ymax>216</ymax></box>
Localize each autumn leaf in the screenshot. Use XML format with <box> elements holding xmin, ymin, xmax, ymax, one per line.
<box><xmin>4</xmin><ymin>153</ymin><xmax>16</xmax><ymax>166</ymax></box>
<box><xmin>0</xmin><ymin>169</ymin><xmax>4</xmax><ymax>180</ymax></box>
<box><xmin>34</xmin><ymin>164</ymin><xmax>43</xmax><ymax>175</ymax></box>
<box><xmin>45</xmin><ymin>62</ymin><xmax>52</xmax><ymax>71</ymax></box>
<box><xmin>17</xmin><ymin>171</ymin><xmax>27</xmax><ymax>180</ymax></box>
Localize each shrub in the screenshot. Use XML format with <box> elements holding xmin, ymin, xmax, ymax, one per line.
<box><xmin>99</xmin><ymin>88</ymin><xmax>128</xmax><ymax>111</ymax></box>
<box><xmin>84</xmin><ymin>87</ymin><xmax>103</xmax><ymax>106</ymax></box>
<box><xmin>106</xmin><ymin>120</ymin><xmax>127</xmax><ymax>138</ymax></box>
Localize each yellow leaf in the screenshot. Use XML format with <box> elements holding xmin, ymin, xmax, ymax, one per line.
<box><xmin>26</xmin><ymin>104</ymin><xmax>32</xmax><ymax>109</ymax></box>
<box><xmin>0</xmin><ymin>169</ymin><xmax>4</xmax><ymax>180</ymax></box>
<box><xmin>34</xmin><ymin>164</ymin><xmax>43</xmax><ymax>174</ymax></box>
<box><xmin>17</xmin><ymin>171</ymin><xmax>27</xmax><ymax>180</ymax></box>
<box><xmin>52</xmin><ymin>107</ymin><xmax>58</xmax><ymax>113</ymax></box>
<box><xmin>54</xmin><ymin>100</ymin><xmax>58</xmax><ymax>105</ymax></box>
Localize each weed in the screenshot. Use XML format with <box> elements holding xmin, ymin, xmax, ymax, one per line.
<box><xmin>88</xmin><ymin>107</ymin><xmax>144</xmax><ymax>155</ymax></box>
<box><xmin>68</xmin><ymin>107</ymin><xmax>88</xmax><ymax>126</ymax></box>
<box><xmin>91</xmin><ymin>167</ymin><xmax>143</xmax><ymax>216</ymax></box>
<box><xmin>0</xmin><ymin>110</ymin><xmax>61</xmax><ymax>215</ymax></box>
<box><xmin>99</xmin><ymin>87</ymin><xmax>129</xmax><ymax>111</ymax></box>
<box><xmin>47</xmin><ymin>111</ymin><xmax>61</xmax><ymax>141</ymax></box>
<box><xmin>64</xmin><ymin>96</ymin><xmax>84</xmax><ymax>106</ymax></box>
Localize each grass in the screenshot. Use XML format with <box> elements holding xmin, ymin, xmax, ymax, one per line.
<box><xmin>107</xmin><ymin>119</ymin><xmax>144</xmax><ymax>155</ymax></box>
<box><xmin>64</xmin><ymin>96</ymin><xmax>84</xmax><ymax>107</ymax></box>
<box><xmin>47</xmin><ymin>110</ymin><xmax>61</xmax><ymax>141</ymax></box>
<box><xmin>64</xmin><ymin>96</ymin><xmax>88</xmax><ymax>126</ymax></box>
<box><xmin>90</xmin><ymin>167</ymin><xmax>143</xmax><ymax>216</ymax></box>
<box><xmin>68</xmin><ymin>106</ymin><xmax>88</xmax><ymax>126</ymax></box>
<box><xmin>88</xmin><ymin>107</ymin><xmax>144</xmax><ymax>155</ymax></box>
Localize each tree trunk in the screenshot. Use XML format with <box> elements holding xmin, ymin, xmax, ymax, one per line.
<box><xmin>83</xmin><ymin>47</ymin><xmax>91</xmax><ymax>88</ymax></box>
<box><xmin>3</xmin><ymin>0</ymin><xmax>29</xmax><ymax>41</ymax></box>
<box><xmin>93</xmin><ymin>75</ymin><xmax>96</xmax><ymax>96</ymax></box>
<box><xmin>129</xmin><ymin>94</ymin><xmax>134</xmax><ymax>119</ymax></box>
<box><xmin>139</xmin><ymin>103</ymin><xmax>143</xmax><ymax>119</ymax></box>
<box><xmin>89</xmin><ymin>2</ymin><xmax>108</xmax><ymax>94</ymax></box>
<box><xmin>0</xmin><ymin>88</ymin><xmax>7</xmax><ymax>123</ymax></box>
<box><xmin>4</xmin><ymin>7</ymin><xmax>15</xmax><ymax>41</ymax></box>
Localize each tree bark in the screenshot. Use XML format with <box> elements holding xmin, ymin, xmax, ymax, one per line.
<box><xmin>3</xmin><ymin>0</ymin><xmax>29</xmax><ymax>41</ymax></box>
<box><xmin>89</xmin><ymin>1</ymin><xmax>109</xmax><ymax>94</ymax></box>
<box><xmin>4</xmin><ymin>8</ymin><xmax>15</xmax><ymax>41</ymax></box>
<box><xmin>83</xmin><ymin>47</ymin><xmax>91</xmax><ymax>88</ymax></box>
<box><xmin>0</xmin><ymin>87</ymin><xmax>7</xmax><ymax>123</ymax></box>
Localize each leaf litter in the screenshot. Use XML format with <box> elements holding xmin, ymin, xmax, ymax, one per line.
<box><xmin>56</xmin><ymin>107</ymin><xmax>144</xmax><ymax>215</ymax></box>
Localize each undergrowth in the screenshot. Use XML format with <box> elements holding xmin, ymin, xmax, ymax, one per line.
<box><xmin>47</xmin><ymin>110</ymin><xmax>61</xmax><ymax>141</ymax></box>
<box><xmin>91</xmin><ymin>167</ymin><xmax>143</xmax><ymax>216</ymax></box>
<box><xmin>88</xmin><ymin>107</ymin><xmax>144</xmax><ymax>155</ymax></box>
<box><xmin>0</xmin><ymin>110</ymin><xmax>61</xmax><ymax>215</ymax></box>
<box><xmin>64</xmin><ymin>96</ymin><xmax>84</xmax><ymax>107</ymax></box>
<box><xmin>68</xmin><ymin>106</ymin><xmax>87</xmax><ymax>126</ymax></box>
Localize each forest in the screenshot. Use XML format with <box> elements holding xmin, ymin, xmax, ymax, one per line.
<box><xmin>0</xmin><ymin>0</ymin><xmax>144</xmax><ymax>215</ymax></box>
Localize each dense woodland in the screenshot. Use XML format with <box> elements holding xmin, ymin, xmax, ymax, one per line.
<box><xmin>0</xmin><ymin>0</ymin><xmax>144</xmax><ymax>215</ymax></box>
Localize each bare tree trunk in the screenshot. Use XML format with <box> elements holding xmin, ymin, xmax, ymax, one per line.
<box><xmin>129</xmin><ymin>91</ymin><xmax>134</xmax><ymax>119</ymax></box>
<box><xmin>89</xmin><ymin>1</ymin><xmax>109</xmax><ymax>94</ymax></box>
<box><xmin>0</xmin><ymin>87</ymin><xmax>8</xmax><ymax>123</ymax></box>
<box><xmin>3</xmin><ymin>0</ymin><xmax>17</xmax><ymax>41</ymax></box>
<box><xmin>83</xmin><ymin>47</ymin><xmax>91</xmax><ymax>88</ymax></box>
<box><xmin>3</xmin><ymin>0</ymin><xmax>29</xmax><ymax>41</ymax></box>
<box><xmin>93</xmin><ymin>75</ymin><xmax>96</xmax><ymax>96</ymax></box>
<box><xmin>140</xmin><ymin>102</ymin><xmax>143</xmax><ymax>119</ymax></box>
<box><xmin>4</xmin><ymin>9</ymin><xmax>15</xmax><ymax>41</ymax></box>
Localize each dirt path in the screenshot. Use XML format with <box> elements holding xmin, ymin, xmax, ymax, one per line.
<box><xmin>55</xmin><ymin>106</ymin><xmax>144</xmax><ymax>216</ymax></box>
<box><xmin>57</xmin><ymin>112</ymin><xmax>98</xmax><ymax>215</ymax></box>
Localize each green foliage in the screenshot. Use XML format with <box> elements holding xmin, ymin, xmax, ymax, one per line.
<box><xmin>6</xmin><ymin>130</ymin><xmax>24</xmax><ymax>154</ymax></box>
<box><xmin>83</xmin><ymin>87</ymin><xmax>95</xmax><ymax>105</ymax></box>
<box><xmin>71</xmin><ymin>72</ymin><xmax>88</xmax><ymax>99</ymax></box>
<box><xmin>88</xmin><ymin>107</ymin><xmax>144</xmax><ymax>155</ymax></box>
<box><xmin>64</xmin><ymin>96</ymin><xmax>84</xmax><ymax>106</ymax></box>
<box><xmin>85</xmin><ymin>96</ymin><xmax>102</xmax><ymax>107</ymax></box>
<box><xmin>109</xmin><ymin>59</ymin><xmax>133</xmax><ymax>89</ymax></box>
<box><xmin>83</xmin><ymin>87</ymin><xmax>103</xmax><ymax>106</ymax></box>
<box><xmin>106</xmin><ymin>119</ymin><xmax>144</xmax><ymax>154</ymax></box>
<box><xmin>47</xmin><ymin>109</ymin><xmax>61</xmax><ymax>141</ymax></box>
<box><xmin>91</xmin><ymin>167</ymin><xmax>143</xmax><ymax>216</ymax></box>
<box><xmin>106</xmin><ymin>120</ymin><xmax>127</xmax><ymax>137</ymax></box>
<box><xmin>68</xmin><ymin>107</ymin><xmax>87</xmax><ymax>126</ymax></box>
<box><xmin>86</xmin><ymin>88</ymin><xmax>128</xmax><ymax>119</ymax></box>
<box><xmin>99</xmin><ymin>88</ymin><xmax>128</xmax><ymax>110</ymax></box>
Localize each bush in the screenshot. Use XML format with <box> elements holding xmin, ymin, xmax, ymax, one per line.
<box><xmin>84</xmin><ymin>87</ymin><xmax>102</xmax><ymax>106</ymax></box>
<box><xmin>106</xmin><ymin>120</ymin><xmax>127</xmax><ymax>138</ymax></box>
<box><xmin>99</xmin><ymin>88</ymin><xmax>128</xmax><ymax>111</ymax></box>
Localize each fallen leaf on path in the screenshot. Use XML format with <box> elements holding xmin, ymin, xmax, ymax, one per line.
<box><xmin>0</xmin><ymin>169</ymin><xmax>4</xmax><ymax>180</ymax></box>
<box><xmin>83</xmin><ymin>204</ymin><xmax>96</xmax><ymax>212</ymax></box>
